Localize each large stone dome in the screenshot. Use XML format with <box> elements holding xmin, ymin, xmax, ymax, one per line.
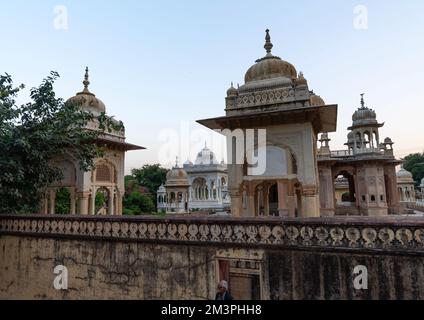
<box><xmin>244</xmin><ymin>30</ymin><xmax>297</xmax><ymax>83</ymax></box>
<box><xmin>66</xmin><ymin>67</ymin><xmax>106</xmax><ymax>115</ymax></box>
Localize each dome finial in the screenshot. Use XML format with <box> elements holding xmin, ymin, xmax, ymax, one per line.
<box><xmin>264</xmin><ymin>29</ymin><xmax>273</xmax><ymax>54</ymax></box>
<box><xmin>83</xmin><ymin>67</ymin><xmax>90</xmax><ymax>93</ymax></box>
<box><xmin>360</xmin><ymin>93</ymin><xmax>365</xmax><ymax>108</ymax></box>
<box><xmin>175</xmin><ymin>156</ymin><xmax>179</xmax><ymax>168</ymax></box>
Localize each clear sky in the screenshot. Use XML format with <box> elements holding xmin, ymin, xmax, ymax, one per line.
<box><xmin>1</xmin><ymin>0</ymin><xmax>423</xmax><ymax>173</ymax></box>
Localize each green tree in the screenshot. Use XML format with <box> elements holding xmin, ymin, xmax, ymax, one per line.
<box><xmin>131</xmin><ymin>164</ymin><xmax>167</xmax><ymax>203</ymax></box>
<box><xmin>0</xmin><ymin>72</ymin><xmax>121</xmax><ymax>214</ymax></box>
<box><xmin>403</xmin><ymin>153</ymin><xmax>424</xmax><ymax>187</ymax></box>
<box><xmin>123</xmin><ymin>191</ymin><xmax>156</xmax><ymax>215</ymax></box>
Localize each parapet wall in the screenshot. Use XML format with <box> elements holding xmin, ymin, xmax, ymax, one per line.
<box><xmin>1</xmin><ymin>215</ymin><xmax>424</xmax><ymax>300</ymax></box>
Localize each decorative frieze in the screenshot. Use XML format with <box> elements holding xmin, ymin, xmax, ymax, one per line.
<box><xmin>1</xmin><ymin>215</ymin><xmax>424</xmax><ymax>255</ymax></box>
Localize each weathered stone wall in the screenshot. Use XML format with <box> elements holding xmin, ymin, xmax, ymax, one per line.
<box><xmin>2</xmin><ymin>215</ymin><xmax>424</xmax><ymax>300</ymax></box>
<box><xmin>267</xmin><ymin>250</ymin><xmax>424</xmax><ymax>300</ymax></box>
<box><xmin>0</xmin><ymin>235</ymin><xmax>216</xmax><ymax>300</ymax></box>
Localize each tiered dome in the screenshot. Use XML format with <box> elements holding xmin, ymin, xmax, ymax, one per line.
<box><xmin>352</xmin><ymin>94</ymin><xmax>378</xmax><ymax>126</ymax></box>
<box><xmin>195</xmin><ymin>144</ymin><xmax>219</xmax><ymax>165</ymax></box>
<box><xmin>244</xmin><ymin>29</ymin><xmax>297</xmax><ymax>83</ymax></box>
<box><xmin>66</xmin><ymin>67</ymin><xmax>106</xmax><ymax>115</ymax></box>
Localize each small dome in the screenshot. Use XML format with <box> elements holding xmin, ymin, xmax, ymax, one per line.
<box><xmin>296</xmin><ymin>72</ymin><xmax>307</xmax><ymax>86</ymax></box>
<box><xmin>157</xmin><ymin>184</ymin><xmax>166</xmax><ymax>193</ymax></box>
<box><xmin>384</xmin><ymin>137</ymin><xmax>393</xmax><ymax>144</ymax></box>
<box><xmin>352</xmin><ymin>108</ymin><xmax>377</xmax><ymax>123</ymax></box>
<box><xmin>165</xmin><ymin>166</ymin><xmax>190</xmax><ymax>187</ymax></box>
<box><xmin>351</xmin><ymin>94</ymin><xmax>379</xmax><ymax>126</ymax></box>
<box><xmin>184</xmin><ymin>159</ymin><xmax>193</xmax><ymax>166</ymax></box>
<box><xmin>310</xmin><ymin>92</ymin><xmax>325</xmax><ymax>106</ymax></box>
<box><xmin>397</xmin><ymin>167</ymin><xmax>414</xmax><ymax>183</ymax></box>
<box><xmin>244</xmin><ymin>30</ymin><xmax>297</xmax><ymax>83</ymax></box>
<box><xmin>226</xmin><ymin>83</ymin><xmax>238</xmax><ymax>97</ymax></box>
<box><xmin>66</xmin><ymin>67</ymin><xmax>106</xmax><ymax>115</ymax></box>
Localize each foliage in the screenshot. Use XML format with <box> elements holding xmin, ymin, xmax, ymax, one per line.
<box><xmin>0</xmin><ymin>72</ymin><xmax>122</xmax><ymax>214</ymax></box>
<box><xmin>131</xmin><ymin>164</ymin><xmax>167</xmax><ymax>198</ymax></box>
<box><xmin>123</xmin><ymin>191</ymin><xmax>156</xmax><ymax>215</ymax></box>
<box><xmin>403</xmin><ymin>153</ymin><xmax>424</xmax><ymax>187</ymax></box>
<box><xmin>55</xmin><ymin>188</ymin><xmax>71</xmax><ymax>215</ymax></box>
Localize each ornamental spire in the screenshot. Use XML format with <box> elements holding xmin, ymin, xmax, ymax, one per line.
<box><xmin>83</xmin><ymin>67</ymin><xmax>90</xmax><ymax>93</ymax></box>
<box><xmin>264</xmin><ymin>29</ymin><xmax>273</xmax><ymax>54</ymax></box>
<box><xmin>360</xmin><ymin>93</ymin><xmax>365</xmax><ymax>108</ymax></box>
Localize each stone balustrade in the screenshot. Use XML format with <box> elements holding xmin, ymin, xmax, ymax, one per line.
<box><xmin>1</xmin><ymin>214</ymin><xmax>424</xmax><ymax>255</ymax></box>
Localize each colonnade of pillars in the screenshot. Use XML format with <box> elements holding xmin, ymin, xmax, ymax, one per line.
<box><xmin>191</xmin><ymin>179</ymin><xmax>226</xmax><ymax>201</ymax></box>
<box><xmin>242</xmin><ymin>180</ymin><xmax>300</xmax><ymax>217</ymax></box>
<box><xmin>39</xmin><ymin>186</ymin><xmax>123</xmax><ymax>215</ymax></box>
<box><xmin>398</xmin><ymin>186</ymin><xmax>416</xmax><ymax>203</ymax></box>
<box><xmin>166</xmin><ymin>191</ymin><xmax>189</xmax><ymax>212</ymax></box>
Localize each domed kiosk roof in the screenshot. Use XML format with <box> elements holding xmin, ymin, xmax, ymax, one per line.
<box><xmin>66</xmin><ymin>67</ymin><xmax>106</xmax><ymax>115</ymax></box>
<box><xmin>397</xmin><ymin>167</ymin><xmax>414</xmax><ymax>183</ymax></box>
<box><xmin>165</xmin><ymin>158</ymin><xmax>190</xmax><ymax>187</ymax></box>
<box><xmin>244</xmin><ymin>29</ymin><xmax>297</xmax><ymax>83</ymax></box>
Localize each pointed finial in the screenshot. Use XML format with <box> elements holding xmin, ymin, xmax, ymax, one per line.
<box><xmin>237</xmin><ymin>83</ymin><xmax>240</xmax><ymax>89</ymax></box>
<box><xmin>231</xmin><ymin>81</ymin><xmax>234</xmax><ymax>88</ymax></box>
<box><xmin>175</xmin><ymin>156</ymin><xmax>179</xmax><ymax>168</ymax></box>
<box><xmin>264</xmin><ymin>29</ymin><xmax>273</xmax><ymax>54</ymax></box>
<box><xmin>83</xmin><ymin>67</ymin><xmax>90</xmax><ymax>92</ymax></box>
<box><xmin>360</xmin><ymin>93</ymin><xmax>365</xmax><ymax>108</ymax></box>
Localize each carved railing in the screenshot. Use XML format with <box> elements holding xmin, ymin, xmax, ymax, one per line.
<box><xmin>1</xmin><ymin>215</ymin><xmax>424</xmax><ymax>255</ymax></box>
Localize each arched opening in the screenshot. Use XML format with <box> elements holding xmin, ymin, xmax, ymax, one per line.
<box><xmin>255</xmin><ymin>185</ymin><xmax>265</xmax><ymax>216</ymax></box>
<box><xmin>364</xmin><ymin>131</ymin><xmax>371</xmax><ymax>149</ymax></box>
<box><xmin>373</xmin><ymin>131</ymin><xmax>378</xmax><ymax>149</ymax></box>
<box><xmin>333</xmin><ymin>170</ymin><xmax>357</xmax><ymax>215</ymax></box>
<box><xmin>192</xmin><ymin>178</ymin><xmax>207</xmax><ymax>200</ymax></box>
<box><xmin>268</xmin><ymin>183</ymin><xmax>279</xmax><ymax>216</ymax></box>
<box><xmin>95</xmin><ymin>187</ymin><xmax>110</xmax><ymax>215</ymax></box>
<box><xmin>55</xmin><ymin>188</ymin><xmax>71</xmax><ymax>215</ymax></box>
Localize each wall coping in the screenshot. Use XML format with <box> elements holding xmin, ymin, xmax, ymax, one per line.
<box><xmin>1</xmin><ymin>214</ymin><xmax>424</xmax><ymax>256</ymax></box>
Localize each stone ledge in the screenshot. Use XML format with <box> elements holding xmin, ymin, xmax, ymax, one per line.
<box><xmin>1</xmin><ymin>215</ymin><xmax>424</xmax><ymax>255</ymax></box>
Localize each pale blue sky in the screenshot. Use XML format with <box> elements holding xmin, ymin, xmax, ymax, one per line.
<box><xmin>1</xmin><ymin>0</ymin><xmax>423</xmax><ymax>173</ymax></box>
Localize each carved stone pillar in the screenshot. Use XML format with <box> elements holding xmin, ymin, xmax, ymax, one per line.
<box><xmin>229</xmin><ymin>189</ymin><xmax>243</xmax><ymax>217</ymax></box>
<box><xmin>78</xmin><ymin>192</ymin><xmax>89</xmax><ymax>215</ymax></box>
<box><xmin>108</xmin><ymin>188</ymin><xmax>114</xmax><ymax>215</ymax></box>
<box><xmin>70</xmin><ymin>189</ymin><xmax>76</xmax><ymax>215</ymax></box>
<box><xmin>263</xmin><ymin>183</ymin><xmax>270</xmax><ymax>217</ymax></box>
<box><xmin>49</xmin><ymin>189</ymin><xmax>56</xmax><ymax>215</ymax></box>
<box><xmin>301</xmin><ymin>185</ymin><xmax>320</xmax><ymax>218</ymax></box>
<box><xmin>287</xmin><ymin>182</ymin><xmax>296</xmax><ymax>218</ymax></box>
<box><xmin>277</xmin><ymin>181</ymin><xmax>289</xmax><ymax>217</ymax></box>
